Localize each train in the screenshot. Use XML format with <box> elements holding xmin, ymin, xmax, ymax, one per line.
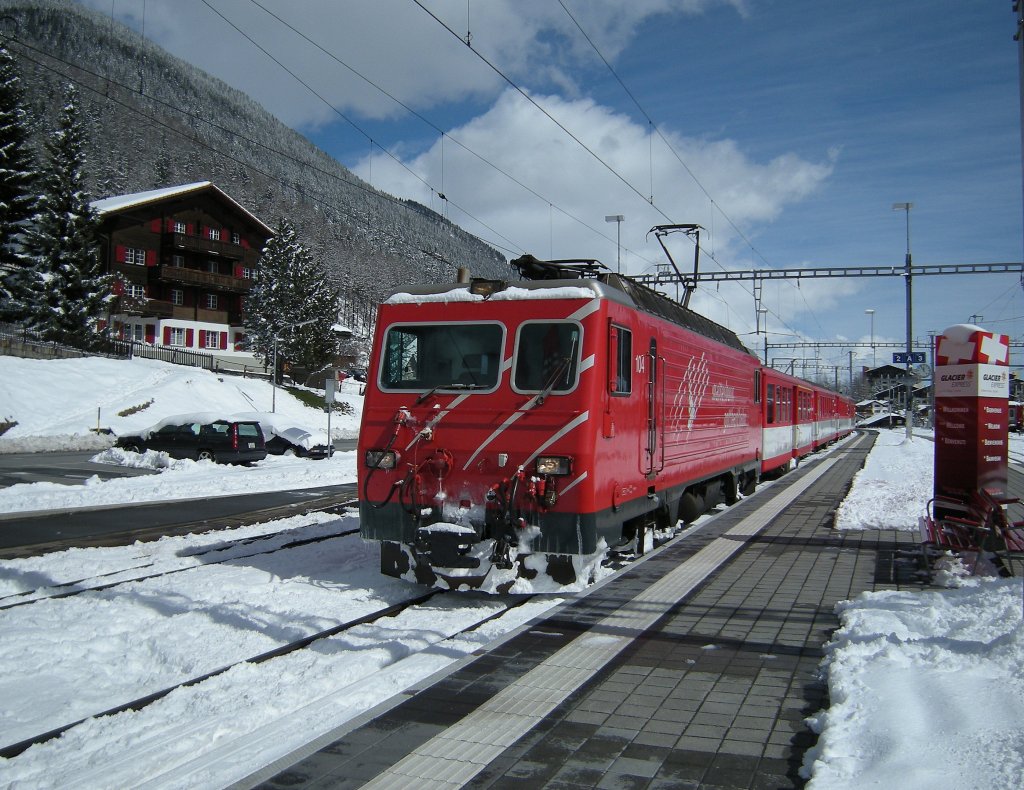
<box><xmin>357</xmin><ymin>256</ymin><xmax>855</xmax><ymax>591</ymax></box>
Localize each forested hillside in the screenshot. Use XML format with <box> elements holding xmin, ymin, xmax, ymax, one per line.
<box><xmin>0</xmin><ymin>0</ymin><xmax>509</xmax><ymax>344</ymax></box>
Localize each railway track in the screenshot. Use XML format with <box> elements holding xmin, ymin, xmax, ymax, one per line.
<box><xmin>0</xmin><ymin>586</ymin><xmax>541</xmax><ymax>766</ymax></box>
<box><xmin>0</xmin><ymin>515</ymin><xmax>360</xmax><ymax>611</ymax></box>
<box><xmin>0</xmin><ymin>445</ymin><xmax>866</xmax><ymax>789</ymax></box>
<box><xmin>0</xmin><ymin>486</ymin><xmax>358</xmax><ymax>560</ymax></box>
<box><xmin>0</xmin><ymin>585</ymin><xmax>448</xmax><ymax>759</ymax></box>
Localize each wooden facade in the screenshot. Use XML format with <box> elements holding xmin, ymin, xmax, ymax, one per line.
<box><xmin>94</xmin><ymin>182</ymin><xmax>273</xmax><ymax>354</ymax></box>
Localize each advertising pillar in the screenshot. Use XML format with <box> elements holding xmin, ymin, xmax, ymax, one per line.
<box><xmin>933</xmin><ymin>324</ymin><xmax>1010</xmax><ymax>518</ymax></box>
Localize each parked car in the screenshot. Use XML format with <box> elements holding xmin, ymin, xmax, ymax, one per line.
<box><xmin>231</xmin><ymin>412</ymin><xmax>332</xmax><ymax>459</ymax></box>
<box><xmin>265</xmin><ymin>426</ymin><xmax>332</xmax><ymax>458</ymax></box>
<box><xmin>116</xmin><ymin>414</ymin><xmax>267</xmax><ymax>464</ymax></box>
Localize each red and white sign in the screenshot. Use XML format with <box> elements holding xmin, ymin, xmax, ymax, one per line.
<box><xmin>933</xmin><ymin>324</ymin><xmax>1010</xmax><ymax>512</ymax></box>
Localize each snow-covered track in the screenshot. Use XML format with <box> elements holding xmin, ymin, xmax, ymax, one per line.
<box><xmin>0</xmin><ymin>586</ymin><xmax>452</xmax><ymax>760</ymax></box>
<box><xmin>0</xmin><ymin>522</ymin><xmax>361</xmax><ymax>610</ymax></box>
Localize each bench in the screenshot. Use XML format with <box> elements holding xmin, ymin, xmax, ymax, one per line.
<box><xmin>921</xmin><ymin>489</ymin><xmax>1024</xmax><ymax>578</ymax></box>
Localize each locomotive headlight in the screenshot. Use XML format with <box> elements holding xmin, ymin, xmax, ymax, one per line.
<box><xmin>536</xmin><ymin>455</ymin><xmax>572</xmax><ymax>475</ymax></box>
<box><xmin>468</xmin><ymin>278</ymin><xmax>507</xmax><ymax>298</ymax></box>
<box><xmin>365</xmin><ymin>449</ymin><xmax>399</xmax><ymax>470</ymax></box>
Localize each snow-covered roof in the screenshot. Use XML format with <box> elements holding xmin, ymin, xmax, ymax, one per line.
<box><xmin>91</xmin><ymin>182</ymin><xmax>273</xmax><ymax>236</ymax></box>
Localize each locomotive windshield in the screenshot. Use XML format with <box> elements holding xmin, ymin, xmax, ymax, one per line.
<box><xmin>380</xmin><ymin>322</ymin><xmax>503</xmax><ymax>390</ymax></box>
<box><xmin>513</xmin><ymin>321</ymin><xmax>581</xmax><ymax>393</ymax></box>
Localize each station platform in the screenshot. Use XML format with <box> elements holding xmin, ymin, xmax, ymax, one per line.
<box><xmin>244</xmin><ymin>432</ymin><xmax>927</xmax><ymax>789</ymax></box>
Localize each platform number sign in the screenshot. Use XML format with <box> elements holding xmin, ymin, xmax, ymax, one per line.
<box><xmin>892</xmin><ymin>352</ymin><xmax>926</xmax><ymax>364</ymax></box>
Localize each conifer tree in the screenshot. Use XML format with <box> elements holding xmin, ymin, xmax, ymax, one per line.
<box><xmin>0</xmin><ymin>43</ymin><xmax>40</xmax><ymax>323</ymax></box>
<box><xmin>20</xmin><ymin>85</ymin><xmax>113</xmax><ymax>342</ymax></box>
<box><xmin>245</xmin><ymin>218</ymin><xmax>342</xmax><ymax>378</ymax></box>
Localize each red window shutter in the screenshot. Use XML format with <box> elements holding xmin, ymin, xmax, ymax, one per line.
<box><xmin>234</xmin><ymin>332</ymin><xmax>245</xmax><ymax>351</ymax></box>
<box><xmin>233</xmin><ymin>264</ymin><xmax>243</xmax><ymax>278</ymax></box>
<box><xmin>166</xmin><ymin>219</ymin><xmax>175</xmax><ymax>233</ymax></box>
<box><xmin>185</xmin><ymin>328</ymin><xmax>194</xmax><ymax>347</ymax></box>
<box><xmin>115</xmin><ymin>245</ymin><xmax>126</xmax><ymax>263</ymax></box>
<box><xmin>150</xmin><ymin>219</ymin><xmax>161</xmax><ymax>233</ymax></box>
<box><xmin>220</xmin><ymin>331</ymin><xmax>228</xmax><ymax>350</ymax></box>
<box><xmin>163</xmin><ymin>327</ymin><xmax>171</xmax><ymax>345</ymax></box>
<box><xmin>97</xmin><ymin>319</ymin><xmax>108</xmax><ymax>332</ymax></box>
<box><xmin>186</xmin><ymin>224</ymin><xmax>195</xmax><ymax>236</ymax></box>
<box><xmin>198</xmin><ymin>329</ymin><xmax>206</xmax><ymax>348</ymax></box>
<box><xmin>113</xmin><ymin>280</ymin><xmax>125</xmax><ymax>296</ymax></box>
<box><xmin>222</xmin><ymin>228</ymin><xmax>230</xmax><ymax>241</ymax></box>
<box><xmin>240</xmin><ymin>238</ymin><xmax>250</xmax><ymax>249</ymax></box>
<box><xmin>145</xmin><ymin>250</ymin><xmax>156</xmax><ymax>267</ymax></box>
<box><xmin>145</xmin><ymin>324</ymin><xmax>156</xmax><ymax>344</ymax></box>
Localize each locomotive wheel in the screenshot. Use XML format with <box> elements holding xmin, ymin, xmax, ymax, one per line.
<box><xmin>678</xmin><ymin>491</ymin><xmax>703</xmax><ymax>524</ymax></box>
<box><xmin>544</xmin><ymin>555</ymin><xmax>577</xmax><ymax>585</ymax></box>
<box><xmin>724</xmin><ymin>475</ymin><xmax>739</xmax><ymax>505</ymax></box>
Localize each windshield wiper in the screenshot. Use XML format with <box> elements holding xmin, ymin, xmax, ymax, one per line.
<box><xmin>535</xmin><ymin>356</ymin><xmax>571</xmax><ymax>407</ymax></box>
<box><xmin>413</xmin><ymin>382</ymin><xmax>488</xmax><ymax>405</ymax></box>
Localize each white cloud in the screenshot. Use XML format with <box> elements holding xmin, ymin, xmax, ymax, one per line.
<box><xmin>76</xmin><ymin>0</ymin><xmax>746</xmax><ymax>128</ymax></box>
<box><xmin>354</xmin><ymin>87</ymin><xmax>833</xmax><ymax>332</ymax></box>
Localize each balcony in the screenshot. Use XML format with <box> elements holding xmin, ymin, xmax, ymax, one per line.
<box><xmin>113</xmin><ymin>297</ymin><xmax>175</xmax><ymax>318</ymax></box>
<box><xmin>158</xmin><ymin>265</ymin><xmax>253</xmax><ymax>293</ymax></box>
<box><xmin>167</xmin><ymin>232</ymin><xmax>261</xmax><ymax>266</ymax></box>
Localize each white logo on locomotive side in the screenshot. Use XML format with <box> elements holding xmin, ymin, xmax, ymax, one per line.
<box><xmin>671</xmin><ymin>353</ymin><xmax>709</xmax><ymax>431</ymax></box>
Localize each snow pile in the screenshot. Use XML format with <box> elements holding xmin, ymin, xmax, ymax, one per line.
<box><xmin>0</xmin><ymin>355</ymin><xmax>363</xmax><ymax>452</ymax></box>
<box><xmin>804</xmin><ymin>578</ymin><xmax>1024</xmax><ymax>789</ymax></box>
<box><xmin>835</xmin><ymin>430</ymin><xmax>933</xmax><ymax>531</ymax></box>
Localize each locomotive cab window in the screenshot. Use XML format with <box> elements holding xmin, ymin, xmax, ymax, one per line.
<box><xmin>380</xmin><ymin>322</ymin><xmax>503</xmax><ymax>391</ymax></box>
<box><xmin>513</xmin><ymin>321</ymin><xmax>581</xmax><ymax>393</ymax></box>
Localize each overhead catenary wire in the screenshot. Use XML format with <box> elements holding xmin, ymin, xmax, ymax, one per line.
<box><xmin>555</xmin><ymin>0</ymin><xmax>826</xmax><ymax>340</ymax></box>
<box><xmin>234</xmin><ymin>0</ymin><xmax>660</xmax><ymax>271</ymax></box>
<box><xmin>1</xmin><ymin>33</ymin><xmax>516</xmax><ymax>276</ymax></box>
<box><xmin>411</xmin><ymin>0</ymin><xmax>817</xmax><ymax>344</ymax></box>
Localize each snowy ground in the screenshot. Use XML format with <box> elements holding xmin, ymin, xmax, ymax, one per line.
<box><xmin>0</xmin><ymin>356</ymin><xmax>1022</xmax><ymax>788</ymax></box>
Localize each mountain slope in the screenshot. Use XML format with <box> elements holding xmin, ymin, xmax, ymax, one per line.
<box><xmin>0</xmin><ymin>0</ymin><xmax>510</xmax><ymax>342</ymax></box>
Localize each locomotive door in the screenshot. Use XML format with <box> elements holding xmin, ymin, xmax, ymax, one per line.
<box><xmin>643</xmin><ymin>338</ymin><xmax>665</xmax><ymax>478</ymax></box>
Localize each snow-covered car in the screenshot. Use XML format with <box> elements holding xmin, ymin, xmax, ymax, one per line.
<box><xmin>115</xmin><ymin>413</ymin><xmax>267</xmax><ymax>464</ymax></box>
<box><xmin>265</xmin><ymin>426</ymin><xmax>332</xmax><ymax>458</ymax></box>
<box><xmin>230</xmin><ymin>413</ymin><xmax>332</xmax><ymax>459</ymax></box>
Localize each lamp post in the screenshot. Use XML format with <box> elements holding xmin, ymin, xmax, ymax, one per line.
<box><xmin>865</xmin><ymin>308</ymin><xmax>876</xmax><ymax>367</ymax></box>
<box><xmin>605</xmin><ymin>214</ymin><xmax>624</xmax><ymax>273</ymax></box>
<box><xmin>893</xmin><ymin>201</ymin><xmax>913</xmax><ymax>439</ymax></box>
<box><xmin>272</xmin><ymin>317</ymin><xmax>317</xmax><ymax>413</ymax></box>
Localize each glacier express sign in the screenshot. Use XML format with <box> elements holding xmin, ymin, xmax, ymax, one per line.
<box><xmin>933</xmin><ymin>324</ymin><xmax>1010</xmax><ymax>514</ymax></box>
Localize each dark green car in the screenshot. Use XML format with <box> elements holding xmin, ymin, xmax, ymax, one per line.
<box><xmin>116</xmin><ymin>417</ymin><xmax>268</xmax><ymax>464</ymax></box>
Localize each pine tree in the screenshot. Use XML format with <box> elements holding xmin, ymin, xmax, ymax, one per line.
<box><xmin>245</xmin><ymin>218</ymin><xmax>342</xmax><ymax>379</ymax></box>
<box><xmin>20</xmin><ymin>85</ymin><xmax>113</xmax><ymax>342</ymax></box>
<box><xmin>0</xmin><ymin>43</ymin><xmax>40</xmax><ymax>323</ymax></box>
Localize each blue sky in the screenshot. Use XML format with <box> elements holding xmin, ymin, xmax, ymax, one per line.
<box><xmin>77</xmin><ymin>0</ymin><xmax>1023</xmax><ymax>375</ymax></box>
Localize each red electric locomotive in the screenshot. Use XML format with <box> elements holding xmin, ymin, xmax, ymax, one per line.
<box><xmin>358</xmin><ymin>256</ymin><xmax>852</xmax><ymax>590</ymax></box>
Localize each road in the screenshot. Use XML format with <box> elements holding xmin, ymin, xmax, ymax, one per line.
<box><xmin>0</xmin><ymin>442</ymin><xmax>360</xmax><ymax>558</ymax></box>
<box><xmin>0</xmin><ymin>450</ymin><xmax>158</xmax><ymax>487</ymax></box>
<box><xmin>0</xmin><ymin>439</ymin><xmax>359</xmax><ymax>488</ymax></box>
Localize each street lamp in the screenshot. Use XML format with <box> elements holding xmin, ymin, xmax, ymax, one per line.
<box><xmin>272</xmin><ymin>317</ymin><xmax>317</xmax><ymax>413</ymax></box>
<box><xmin>893</xmin><ymin>201</ymin><xmax>913</xmax><ymax>439</ymax></box>
<box><xmin>605</xmin><ymin>214</ymin><xmax>624</xmax><ymax>273</ymax></box>
<box><xmin>865</xmin><ymin>308</ymin><xmax>876</xmax><ymax>367</ymax></box>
